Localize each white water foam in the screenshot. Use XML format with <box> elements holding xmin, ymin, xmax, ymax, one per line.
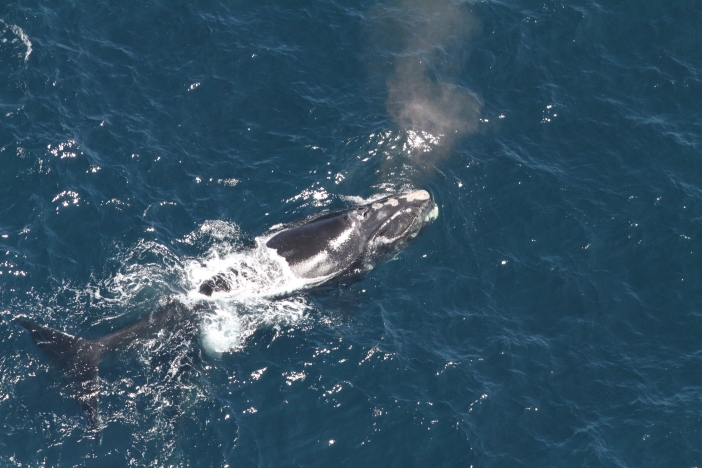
<box><xmin>182</xmin><ymin>230</ymin><xmax>327</xmax><ymax>356</ymax></box>
<box><xmin>10</xmin><ymin>25</ymin><xmax>31</xmax><ymax>62</ymax></box>
<box><xmin>1</xmin><ymin>22</ymin><xmax>32</xmax><ymax>62</ymax></box>
<box><xmin>58</xmin><ymin>220</ymin><xmax>318</xmax><ymax>357</ymax></box>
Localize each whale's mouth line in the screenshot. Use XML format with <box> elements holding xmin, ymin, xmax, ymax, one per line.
<box><xmin>372</xmin><ymin>208</ymin><xmax>419</xmax><ymax>242</ymax></box>
<box><xmin>373</xmin><ymin>194</ymin><xmax>436</xmax><ymax>240</ymax></box>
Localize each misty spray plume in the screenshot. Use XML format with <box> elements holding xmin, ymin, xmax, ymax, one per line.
<box><xmin>368</xmin><ymin>0</ymin><xmax>482</xmax><ymax>166</ymax></box>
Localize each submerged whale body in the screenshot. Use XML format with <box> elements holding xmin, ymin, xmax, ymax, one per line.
<box><xmin>18</xmin><ymin>190</ymin><xmax>438</xmax><ymax>432</ymax></box>
<box><xmin>16</xmin><ymin>301</ymin><xmax>197</xmax><ymax>431</ymax></box>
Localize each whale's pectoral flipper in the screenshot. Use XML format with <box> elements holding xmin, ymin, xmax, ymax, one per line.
<box><xmin>16</xmin><ymin>319</ymin><xmax>104</xmax><ymax>431</ymax></box>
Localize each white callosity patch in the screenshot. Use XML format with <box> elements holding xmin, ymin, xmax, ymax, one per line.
<box><xmin>339</xmin><ymin>193</ymin><xmax>392</xmax><ymax>205</ymax></box>
<box><xmin>401</xmin><ymin>190</ymin><xmax>430</xmax><ymax>202</ymax></box>
<box><xmin>370</xmin><ymin>193</ymin><xmax>437</xmax><ymax>251</ymax></box>
<box><xmin>374</xmin><ymin>209</ymin><xmax>414</xmax><ymax>244</ymax></box>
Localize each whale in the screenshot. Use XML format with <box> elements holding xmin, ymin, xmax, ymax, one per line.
<box><xmin>17</xmin><ymin>190</ymin><xmax>438</xmax><ymax>432</ymax></box>
<box><xmin>199</xmin><ymin>189</ymin><xmax>438</xmax><ymax>295</ymax></box>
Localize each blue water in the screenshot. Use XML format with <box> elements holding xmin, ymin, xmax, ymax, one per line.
<box><xmin>2</xmin><ymin>0</ymin><xmax>702</xmax><ymax>466</ymax></box>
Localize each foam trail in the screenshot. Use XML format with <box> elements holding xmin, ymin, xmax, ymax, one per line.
<box><xmin>184</xmin><ymin>236</ymin><xmax>319</xmax><ymax>301</ymax></box>
<box><xmin>69</xmin><ymin>221</ymin><xmax>314</xmax><ymax>357</ymax></box>
<box><xmin>183</xmin><ymin>230</ymin><xmax>318</xmax><ymax>356</ymax></box>
<box><xmin>1</xmin><ymin>22</ymin><xmax>32</xmax><ymax>62</ymax></box>
<box><xmin>10</xmin><ymin>25</ymin><xmax>32</xmax><ymax>62</ymax></box>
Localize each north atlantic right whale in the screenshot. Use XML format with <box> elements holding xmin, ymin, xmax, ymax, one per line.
<box><xmin>17</xmin><ymin>190</ymin><xmax>438</xmax><ymax>432</ymax></box>
<box><xmin>199</xmin><ymin>189</ymin><xmax>438</xmax><ymax>295</ymax></box>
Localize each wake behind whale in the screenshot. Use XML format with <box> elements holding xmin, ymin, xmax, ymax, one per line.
<box><xmin>18</xmin><ymin>190</ymin><xmax>438</xmax><ymax>432</ymax></box>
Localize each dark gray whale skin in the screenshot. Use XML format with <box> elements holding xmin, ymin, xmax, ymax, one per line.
<box><xmin>199</xmin><ymin>190</ymin><xmax>437</xmax><ymax>295</ymax></box>
<box><xmin>18</xmin><ymin>190</ymin><xmax>437</xmax><ymax>434</ymax></box>
<box><xmin>16</xmin><ymin>301</ymin><xmax>198</xmax><ymax>433</ymax></box>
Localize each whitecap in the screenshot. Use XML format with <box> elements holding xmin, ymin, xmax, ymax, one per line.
<box><xmin>9</xmin><ymin>25</ymin><xmax>31</xmax><ymax>62</ymax></box>
<box><xmin>1</xmin><ymin>21</ymin><xmax>32</xmax><ymax>62</ymax></box>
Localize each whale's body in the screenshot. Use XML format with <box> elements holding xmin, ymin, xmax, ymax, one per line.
<box><xmin>18</xmin><ymin>190</ymin><xmax>438</xmax><ymax>432</ymax></box>
<box><xmin>199</xmin><ymin>190</ymin><xmax>438</xmax><ymax>295</ymax></box>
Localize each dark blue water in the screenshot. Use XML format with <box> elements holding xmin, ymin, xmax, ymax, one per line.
<box><xmin>2</xmin><ymin>0</ymin><xmax>702</xmax><ymax>466</ymax></box>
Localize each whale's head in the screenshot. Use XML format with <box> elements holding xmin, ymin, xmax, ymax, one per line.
<box><xmin>265</xmin><ymin>190</ymin><xmax>438</xmax><ymax>281</ymax></box>
<box><xmin>353</xmin><ymin>190</ymin><xmax>438</xmax><ymax>258</ymax></box>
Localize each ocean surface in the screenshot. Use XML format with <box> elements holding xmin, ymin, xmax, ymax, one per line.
<box><xmin>1</xmin><ymin>0</ymin><xmax>702</xmax><ymax>466</ymax></box>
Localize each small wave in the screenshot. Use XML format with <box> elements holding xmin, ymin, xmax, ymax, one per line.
<box><xmin>1</xmin><ymin>21</ymin><xmax>32</xmax><ymax>62</ymax></box>
<box><xmin>286</xmin><ymin>186</ymin><xmax>333</xmax><ymax>207</ymax></box>
<box><xmin>10</xmin><ymin>25</ymin><xmax>31</xmax><ymax>62</ymax></box>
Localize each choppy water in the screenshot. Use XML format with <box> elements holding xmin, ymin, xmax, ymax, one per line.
<box><xmin>2</xmin><ymin>0</ymin><xmax>702</xmax><ymax>466</ymax></box>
